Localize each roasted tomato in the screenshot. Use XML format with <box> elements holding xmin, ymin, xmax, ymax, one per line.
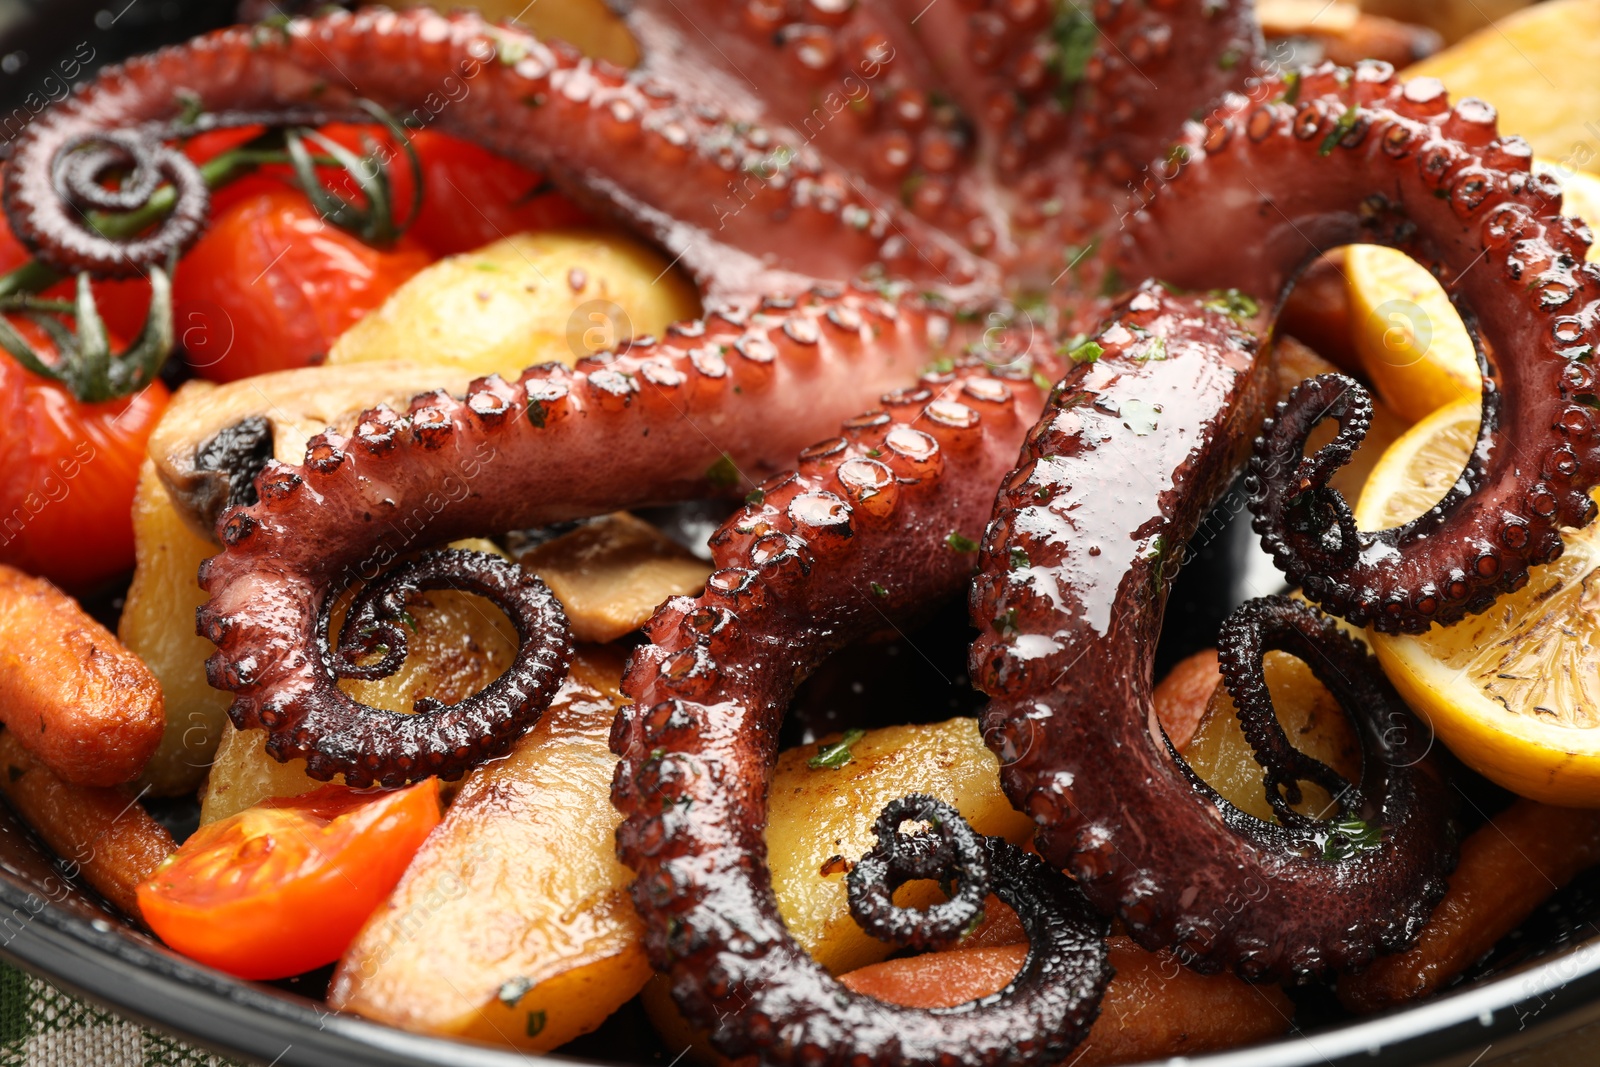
<box><xmin>137</xmin><ymin>781</ymin><xmax>442</xmax><ymax>980</ymax></box>
<box><xmin>404</xmin><ymin>129</ymin><xmax>587</xmax><ymax>256</ymax></box>
<box><xmin>0</xmin><ymin>321</ymin><xmax>168</xmax><ymax>590</ymax></box>
<box><xmin>171</xmin><ymin>185</ymin><xmax>433</xmax><ymax>382</ymax></box>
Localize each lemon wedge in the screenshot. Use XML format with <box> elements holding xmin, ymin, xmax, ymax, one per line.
<box><xmin>1346</xmin><ymin>161</ymin><xmax>1600</xmax><ymax>424</ymax></box>
<box><xmin>1355</xmin><ymin>397</ymin><xmax>1600</xmax><ymax>805</ymax></box>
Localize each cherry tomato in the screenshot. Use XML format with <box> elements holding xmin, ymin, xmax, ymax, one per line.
<box><xmin>0</xmin><ymin>319</ymin><xmax>168</xmax><ymax>590</ymax></box>
<box><xmin>277</xmin><ymin>125</ymin><xmax>587</xmax><ymax>255</ymax></box>
<box><xmin>405</xmin><ymin>129</ymin><xmax>587</xmax><ymax>256</ymax></box>
<box><xmin>0</xmin><ymin>187</ymin><xmax>155</xmax><ymax>343</ymax></box>
<box><xmin>171</xmin><ymin>185</ymin><xmax>433</xmax><ymax>381</ymax></box>
<box><xmin>137</xmin><ymin>781</ymin><xmax>443</xmax><ymax>980</ymax></box>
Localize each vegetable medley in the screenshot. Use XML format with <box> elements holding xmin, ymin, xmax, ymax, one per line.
<box><xmin>1</xmin><ymin>1</ymin><xmax>1600</xmax><ymax>1064</ymax></box>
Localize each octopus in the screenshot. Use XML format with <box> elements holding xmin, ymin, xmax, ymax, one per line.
<box><xmin>5</xmin><ymin>2</ymin><xmax>1597</xmax><ymax>1064</ymax></box>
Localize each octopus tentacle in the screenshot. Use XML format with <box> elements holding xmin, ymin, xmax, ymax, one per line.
<box><xmin>1215</xmin><ymin>596</ymin><xmax>1383</xmax><ymax>829</ymax></box>
<box><xmin>611</xmin><ymin>355</ymin><xmax>1129</xmax><ymax>1065</ymax></box>
<box><xmin>846</xmin><ymin>794</ymin><xmax>992</xmax><ymax>952</ymax></box>
<box><xmin>3</xmin><ymin>7</ymin><xmax>984</xmax><ymax>297</ymax></box>
<box><xmin>198</xmin><ymin>287</ymin><xmax>965</xmax><ymax>785</ymax></box>
<box><xmin>971</xmin><ymin>282</ymin><xmax>1458</xmax><ymax>981</ymax></box>
<box><xmin>1113</xmin><ymin>62</ymin><xmax>1600</xmax><ymax>633</ymax></box>
<box><xmin>299</xmin><ymin>548</ymin><xmax>570</xmax><ymax>786</ymax></box>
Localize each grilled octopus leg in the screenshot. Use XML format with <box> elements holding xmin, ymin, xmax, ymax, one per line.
<box><xmin>3</xmin><ymin>6</ymin><xmax>982</xmax><ymax>295</ymax></box>
<box><xmin>197</xmin><ymin>285</ymin><xmax>961</xmax><ymax>786</ymax></box>
<box><xmin>971</xmin><ymin>280</ymin><xmax>1459</xmax><ymax>982</ymax></box>
<box><xmin>611</xmin><ymin>288</ymin><xmax>1286</xmax><ymax>1063</ymax></box>
<box><xmin>1115</xmin><ymin>62</ymin><xmax>1600</xmax><ymax>634</ymax></box>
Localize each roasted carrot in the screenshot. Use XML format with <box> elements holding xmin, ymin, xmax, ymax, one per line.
<box><xmin>0</xmin><ymin>564</ymin><xmax>164</xmax><ymax>785</ymax></box>
<box><xmin>0</xmin><ymin>731</ymin><xmax>174</xmax><ymax>917</ymax></box>
<box><xmin>1339</xmin><ymin>799</ymin><xmax>1600</xmax><ymax>1013</ymax></box>
<box><xmin>1153</xmin><ymin>648</ymin><xmax>1220</xmax><ymax>753</ymax></box>
<box><xmin>838</xmin><ymin>935</ymin><xmax>1292</xmax><ymax>1064</ymax></box>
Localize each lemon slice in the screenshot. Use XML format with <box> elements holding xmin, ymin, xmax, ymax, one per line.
<box><xmin>1347</xmin><ymin>162</ymin><xmax>1600</xmax><ymax>425</ymax></box>
<box><xmin>1355</xmin><ymin>397</ymin><xmax>1600</xmax><ymax>805</ymax></box>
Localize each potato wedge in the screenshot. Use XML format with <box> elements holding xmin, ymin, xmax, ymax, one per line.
<box><xmin>119</xmin><ymin>463</ymin><xmax>234</xmax><ymax>795</ymax></box>
<box><xmin>0</xmin><ymin>564</ymin><xmax>164</xmax><ymax>786</ymax></box>
<box><xmin>199</xmin><ymin>539</ymin><xmax>518</xmax><ymax>823</ymax></box>
<box><xmin>0</xmin><ymin>731</ymin><xmax>174</xmax><ymax>919</ymax></box>
<box><xmin>328</xmin><ymin>646</ymin><xmax>644</xmax><ymax>1052</ymax></box>
<box><xmin>512</xmin><ymin>513</ymin><xmax>711</xmax><ymax>643</ymax></box>
<box><xmin>327</xmin><ymin>230</ymin><xmax>700</xmax><ymax>382</ymax></box>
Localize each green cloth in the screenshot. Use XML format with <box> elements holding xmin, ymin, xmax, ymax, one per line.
<box><xmin>0</xmin><ymin>960</ymin><xmax>245</xmax><ymax>1066</ymax></box>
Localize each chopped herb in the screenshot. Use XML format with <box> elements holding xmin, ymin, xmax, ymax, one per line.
<box><xmin>745</xmin><ymin>487</ymin><xmax>766</xmax><ymax>506</ymax></box>
<box><xmin>706</xmin><ymin>453</ymin><xmax>740</xmax><ymax>488</ymax></box>
<box><xmin>946</xmin><ymin>531</ymin><xmax>981</xmax><ymax>553</ymax></box>
<box><xmin>808</xmin><ymin>728</ymin><xmax>867</xmax><ymax>770</ymax></box>
<box><xmin>1321</xmin><ymin>817</ymin><xmax>1384</xmax><ymax>863</ymax></box>
<box><xmin>1202</xmin><ymin>288</ymin><xmax>1260</xmax><ymax>319</ymax></box>
<box><xmin>866</xmin><ymin>447</ymin><xmax>883</xmax><ymax>458</ymax></box>
<box><xmin>926</xmin><ymin>356</ymin><xmax>955</xmax><ymax>375</ymax></box>
<box><xmin>1216</xmin><ymin>48</ymin><xmax>1240</xmax><ymax>71</ymax></box>
<box><xmin>1279</xmin><ymin>70</ymin><xmax>1302</xmax><ymax>106</ymax></box>
<box><xmin>1068</xmin><ymin>340</ymin><xmax>1104</xmax><ymax>365</ymax></box>
<box><xmin>525</xmin><ymin>1010</ymin><xmax>547</xmax><ymax>1037</ymax></box>
<box><xmin>1136</xmin><ymin>336</ymin><xmax>1168</xmax><ymax>362</ymax></box>
<box><xmin>962</xmin><ymin>909</ymin><xmax>988</xmax><ymax>939</ymax></box>
<box><xmin>900</xmin><ymin>173</ymin><xmax>925</xmax><ymax>207</ymax></box>
<box><xmin>1032</xmin><ymin>370</ymin><xmax>1056</xmax><ymax>393</ymax></box>
<box><xmin>1166</xmin><ymin>143</ymin><xmax>1191</xmax><ymax>167</ymax></box>
<box><xmin>994</xmin><ymin>607</ymin><xmax>1020</xmax><ymax>634</ymax></box>
<box><xmin>396</xmin><ymin>610</ymin><xmax>418</xmax><ymax>632</ymax></box>
<box><xmin>870</xmin><ymin>582</ymin><xmax>889</xmax><ymax>598</ymax></box>
<box><xmin>1318</xmin><ymin>105</ymin><xmax>1360</xmax><ymax>157</ymax></box>
<box><xmin>1009</xmin><ymin>547</ymin><xmax>1031</xmax><ymax>570</ymax></box>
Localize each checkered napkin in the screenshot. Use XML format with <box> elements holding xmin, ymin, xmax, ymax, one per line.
<box><xmin>0</xmin><ymin>961</ymin><xmax>245</xmax><ymax>1067</ymax></box>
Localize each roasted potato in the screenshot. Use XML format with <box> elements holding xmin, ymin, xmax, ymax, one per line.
<box><xmin>327</xmin><ymin>230</ymin><xmax>700</xmax><ymax>381</ymax></box>
<box><xmin>769</xmin><ymin>718</ymin><xmax>1036</xmax><ymax>975</ymax></box>
<box><xmin>328</xmin><ymin>646</ymin><xmax>644</xmax><ymax>1052</ymax></box>
<box><xmin>118</xmin><ymin>463</ymin><xmax>234</xmax><ymax>795</ymax></box>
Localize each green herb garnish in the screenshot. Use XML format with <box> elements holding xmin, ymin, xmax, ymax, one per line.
<box><xmin>946</xmin><ymin>531</ymin><xmax>981</xmax><ymax>553</ymax></box>
<box><xmin>808</xmin><ymin>728</ymin><xmax>867</xmax><ymax>770</ymax></box>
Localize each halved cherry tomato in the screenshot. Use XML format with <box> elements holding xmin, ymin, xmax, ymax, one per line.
<box><xmin>0</xmin><ymin>319</ymin><xmax>168</xmax><ymax>590</ymax></box>
<box><xmin>171</xmin><ymin>185</ymin><xmax>433</xmax><ymax>381</ymax></box>
<box><xmin>137</xmin><ymin>781</ymin><xmax>443</xmax><ymax>980</ymax></box>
